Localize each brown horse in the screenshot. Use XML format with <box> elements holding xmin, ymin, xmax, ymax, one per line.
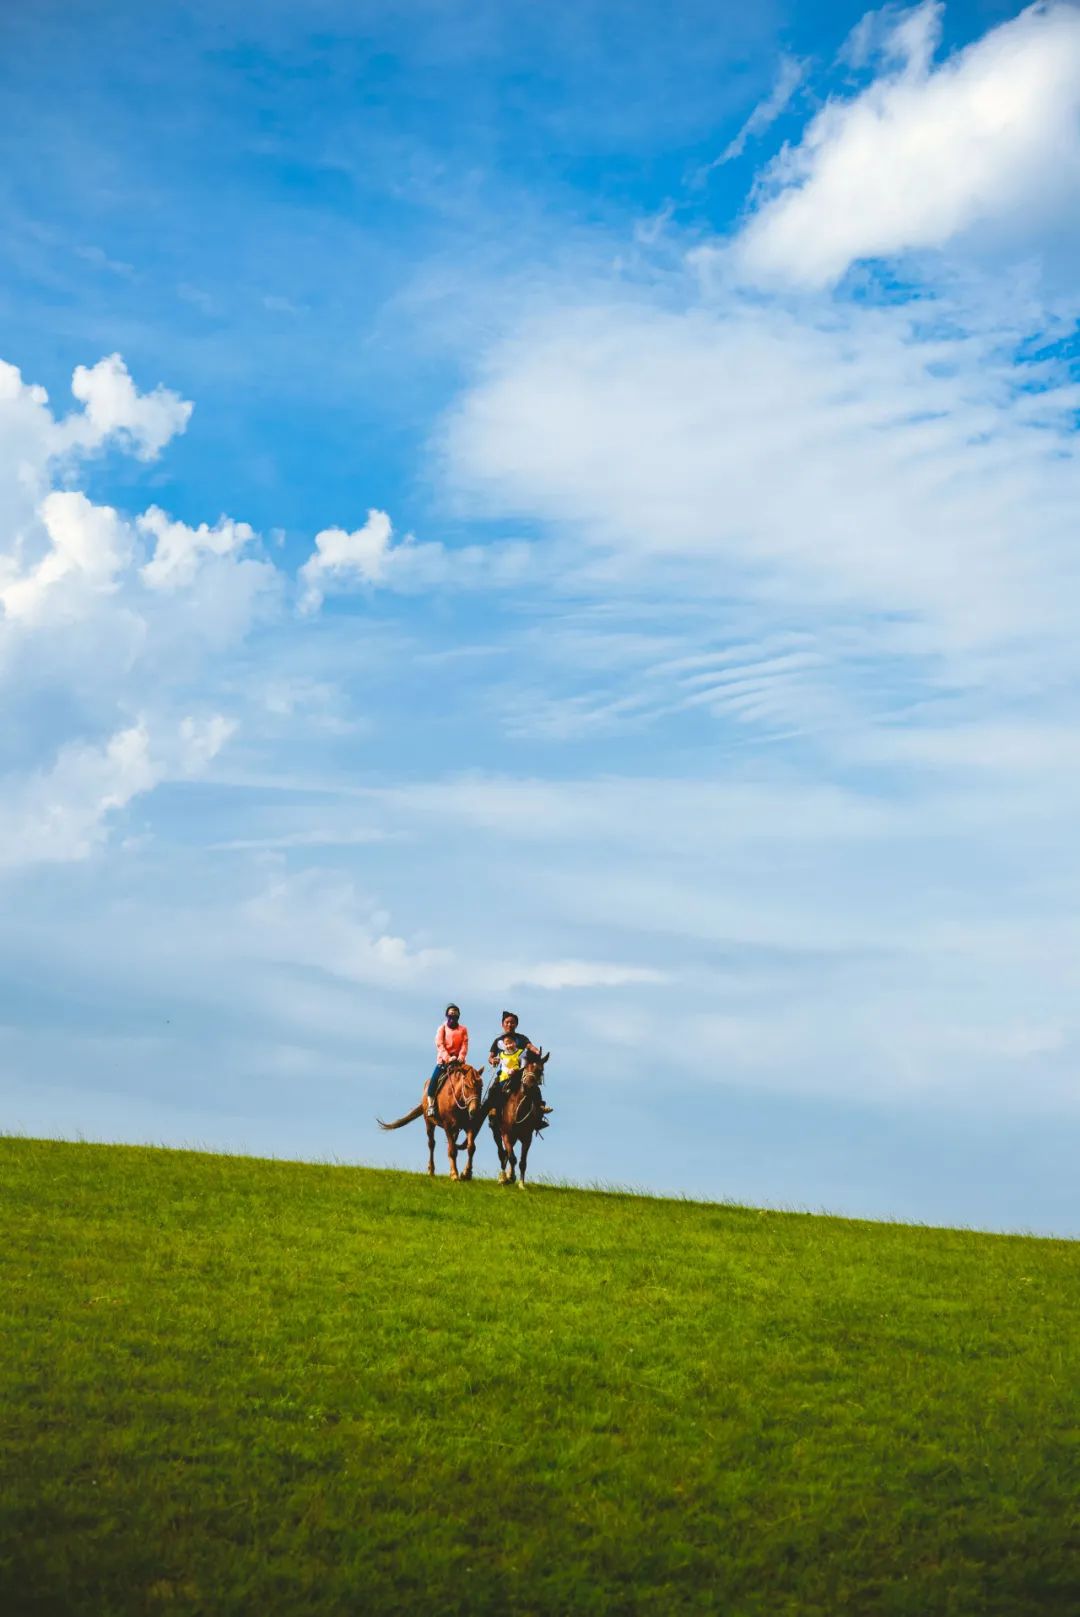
<box><xmin>377</xmin><ymin>1061</ymin><xmax>485</xmax><ymax>1180</ymax></box>
<box><xmin>487</xmin><ymin>1048</ymin><xmax>550</xmax><ymax>1188</ymax></box>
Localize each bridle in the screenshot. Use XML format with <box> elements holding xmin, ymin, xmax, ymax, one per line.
<box><xmin>507</xmin><ymin>1073</ymin><xmax>541</xmax><ymax>1134</ymax></box>
<box><xmin>443</xmin><ymin>1063</ymin><xmax>481</xmax><ymax>1125</ymax></box>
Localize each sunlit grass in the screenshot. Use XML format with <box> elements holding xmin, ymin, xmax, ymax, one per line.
<box><xmin>2</xmin><ymin>1137</ymin><xmax>1078</xmax><ymax>1616</ymax></box>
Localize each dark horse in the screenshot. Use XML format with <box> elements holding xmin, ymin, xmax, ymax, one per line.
<box><xmin>377</xmin><ymin>1061</ymin><xmax>485</xmax><ymax>1180</ymax></box>
<box><xmin>486</xmin><ymin>1048</ymin><xmax>550</xmax><ymax>1188</ymax></box>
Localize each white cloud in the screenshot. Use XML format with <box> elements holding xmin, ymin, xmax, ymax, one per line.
<box><xmin>0</xmin><ymin>492</ymin><xmax>132</xmax><ymax>623</ymax></box>
<box><xmin>0</xmin><ymin>715</ymin><xmax>232</xmax><ymax>871</ymax></box>
<box><xmin>387</xmin><ymin>772</ymin><xmax>901</xmax><ymax>847</ymax></box>
<box><xmin>444</xmin><ymin>294</ymin><xmax>1080</xmax><ymax>691</ymax></box>
<box><xmin>138</xmin><ymin>506</ymin><xmax>255</xmax><ymax>591</ymax></box>
<box><xmin>841</xmin><ymin>1</ymin><xmax>943</xmax><ymax>72</ymax></box>
<box><xmin>175</xmin><ymin>713</ymin><xmax>235</xmax><ymax>773</ymax></box>
<box><xmin>63</xmin><ymin>353</ymin><xmax>193</xmax><ymax>460</ymax></box>
<box><xmin>0</xmin><ymin>353</ymin><xmax>290</xmax><ymax>893</ymax></box>
<box><xmin>0</xmin><ymin>355</ymin><xmax>281</xmax><ymax>691</ymax></box>
<box><xmin>298</xmin><ymin>509</ymin><xmax>397</xmax><ymax>612</ymax></box>
<box><xmin>856</xmin><ymin>720</ymin><xmax>1080</xmax><ymax>774</ymax></box>
<box><xmin>242</xmin><ymin>869</ymin><xmax>449</xmax><ymax>988</ymax></box>
<box><xmin>504</xmin><ymin>958</ymin><xmax>668</xmax><ymax>990</ymax></box>
<box><xmin>297</xmin><ymin>506</ymin><xmax>531</xmax><ymax>612</ymax></box>
<box><xmin>0</xmin><ymin>355</ymin><xmax>214</xmax><ymax>639</ymax></box>
<box><xmin>705</xmin><ymin>53</ymin><xmax>806</xmax><ymax>169</ymax></box>
<box><xmin>730</xmin><ymin>2</ymin><xmax>1080</xmax><ymax>288</ymax></box>
<box><xmin>0</xmin><ymin>360</ymin><xmax>68</xmax><ymax>558</ymax></box>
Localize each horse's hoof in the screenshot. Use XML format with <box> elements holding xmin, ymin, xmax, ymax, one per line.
<box><xmin>518</xmin><ymin>1180</ymin><xmax>527</xmax><ymax>1190</ymax></box>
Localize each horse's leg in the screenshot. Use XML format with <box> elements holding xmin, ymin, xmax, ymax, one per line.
<box><xmin>502</xmin><ymin>1131</ymin><xmax>517</xmax><ymax>1184</ymax></box>
<box><xmin>426</xmin><ymin>1115</ymin><xmax>436</xmax><ymax>1176</ymax></box>
<box><xmin>518</xmin><ymin>1128</ymin><xmax>532</xmax><ymax>1188</ymax></box>
<box><xmin>446</xmin><ymin>1123</ymin><xmax>459</xmax><ymax>1181</ymax></box>
<box><xmin>462</xmin><ymin>1126</ymin><xmax>476</xmax><ymax>1181</ymax></box>
<box><xmin>489</xmin><ymin>1110</ymin><xmax>507</xmax><ymax>1181</ymax></box>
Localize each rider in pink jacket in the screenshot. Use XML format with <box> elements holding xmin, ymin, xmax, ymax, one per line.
<box><xmin>425</xmin><ymin>1005</ymin><xmax>468</xmax><ymax>1120</ymax></box>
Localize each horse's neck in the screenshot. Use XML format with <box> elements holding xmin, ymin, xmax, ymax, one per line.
<box><xmin>513</xmin><ymin>1081</ymin><xmax>537</xmax><ymax>1118</ymax></box>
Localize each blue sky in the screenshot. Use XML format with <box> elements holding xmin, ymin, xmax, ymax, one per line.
<box><xmin>3</xmin><ymin>0</ymin><xmax>1080</xmax><ymax>1234</ymax></box>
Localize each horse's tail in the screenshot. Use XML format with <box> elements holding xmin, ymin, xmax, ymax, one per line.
<box><xmin>377</xmin><ymin>1102</ymin><xmax>425</xmax><ymax>1132</ymax></box>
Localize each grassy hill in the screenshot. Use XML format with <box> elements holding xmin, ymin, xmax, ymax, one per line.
<box><xmin>2</xmin><ymin>1137</ymin><xmax>1078</xmax><ymax>1616</ymax></box>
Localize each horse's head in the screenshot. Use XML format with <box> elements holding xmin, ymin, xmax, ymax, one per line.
<box><xmin>453</xmin><ymin>1061</ymin><xmax>485</xmax><ymax>1115</ymax></box>
<box><xmin>523</xmin><ymin>1048</ymin><xmax>551</xmax><ymax>1085</ymax></box>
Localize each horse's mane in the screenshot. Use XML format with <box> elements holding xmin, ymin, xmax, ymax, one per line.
<box><xmin>443</xmin><ymin>1059</ymin><xmax>482</xmax><ymax>1088</ymax></box>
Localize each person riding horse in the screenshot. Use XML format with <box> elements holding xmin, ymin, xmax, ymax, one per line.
<box><xmin>484</xmin><ymin>1011</ymin><xmax>552</xmax><ymax>1129</ymax></box>
<box><xmin>377</xmin><ymin>1006</ymin><xmax>552</xmax><ymax>1183</ymax></box>
<box><xmin>425</xmin><ymin>1003</ymin><xmax>468</xmax><ymax>1123</ymax></box>
<box><xmin>487</xmin><ymin>1044</ymin><xmax>552</xmax><ymax>1185</ymax></box>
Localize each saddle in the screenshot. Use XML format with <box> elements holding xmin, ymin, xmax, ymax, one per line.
<box><xmin>434</xmin><ymin>1061</ymin><xmax>468</xmax><ymax>1096</ymax></box>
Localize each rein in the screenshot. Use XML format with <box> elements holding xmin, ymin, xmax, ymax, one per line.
<box><xmin>510</xmin><ymin>1079</ymin><xmax>539</xmax><ymax>1134</ymax></box>
<box><xmin>441</xmin><ymin>1066</ymin><xmax>479</xmax><ymax>1132</ymax></box>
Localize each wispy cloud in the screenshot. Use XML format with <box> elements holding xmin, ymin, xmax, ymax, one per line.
<box><xmin>444</xmin><ymin>292</ymin><xmax>1080</xmax><ymax>703</ymax></box>
<box><xmin>0</xmin><ymin>716</ymin><xmax>231</xmax><ymax>870</ymax></box>
<box><xmin>698</xmin><ymin>52</ymin><xmax>807</xmax><ymax>175</ymax></box>
<box><xmin>501</xmin><ymin>959</ymin><xmax>669</xmax><ymax>991</ymax></box>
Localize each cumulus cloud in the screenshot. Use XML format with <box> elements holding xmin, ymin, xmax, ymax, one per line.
<box><xmin>0</xmin><ymin>354</ymin><xmax>224</xmax><ymax>636</ymax></box>
<box><xmin>0</xmin><ymin>492</ymin><xmax>132</xmax><ymax>623</ymax></box>
<box><xmin>730</xmin><ymin>1</ymin><xmax>1080</xmax><ymax>288</ymax></box>
<box><xmin>64</xmin><ymin>353</ymin><xmax>193</xmax><ymax>460</ymax></box>
<box><xmin>296</xmin><ymin>507</ymin><xmax>529</xmax><ymax>611</ymax></box>
<box><xmin>138</xmin><ymin>507</ymin><xmax>255</xmax><ymax>591</ymax></box>
<box><xmin>0</xmin><ymin>354</ymin><xmax>279</xmax><ymax>667</ymax></box>
<box><xmin>0</xmin><ymin>352</ymin><xmax>293</xmax><ymax>874</ymax></box>
<box><xmin>0</xmin><ymin>360</ymin><xmax>69</xmax><ymax>552</ymax></box>
<box><xmin>298</xmin><ymin>509</ymin><xmax>398</xmax><ymax>612</ymax></box>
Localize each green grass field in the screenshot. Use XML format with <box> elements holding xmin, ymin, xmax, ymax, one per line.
<box><xmin>2</xmin><ymin>1136</ymin><xmax>1078</xmax><ymax>1616</ymax></box>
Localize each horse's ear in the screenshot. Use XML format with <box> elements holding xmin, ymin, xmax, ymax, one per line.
<box><xmin>542</xmin><ymin>1049</ymin><xmax>551</xmax><ymax>1066</ymax></box>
